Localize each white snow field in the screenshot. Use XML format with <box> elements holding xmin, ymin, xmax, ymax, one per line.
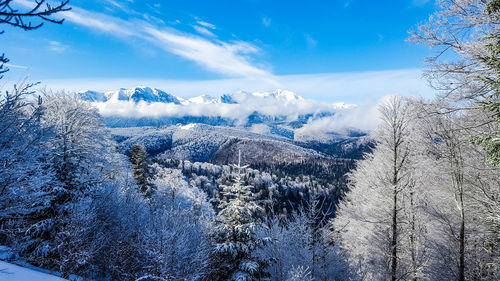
<box><xmin>0</xmin><ymin>261</ymin><xmax>68</xmax><ymax>281</ymax></box>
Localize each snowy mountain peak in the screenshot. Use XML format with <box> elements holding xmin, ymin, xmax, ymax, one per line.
<box><xmin>187</xmin><ymin>94</ymin><xmax>217</xmax><ymax>104</ymax></box>
<box><xmin>78</xmin><ymin>90</ymin><xmax>107</xmax><ymax>102</ymax></box>
<box><xmin>79</xmin><ymin>87</ymin><xmax>309</xmax><ymax>106</ymax></box>
<box><xmin>103</xmin><ymin>86</ymin><xmax>181</xmax><ymax>104</ymax></box>
<box><xmin>272</xmin><ymin>89</ymin><xmax>304</xmax><ymax>102</ymax></box>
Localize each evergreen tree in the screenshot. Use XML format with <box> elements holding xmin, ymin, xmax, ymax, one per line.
<box><xmin>211</xmin><ymin>150</ymin><xmax>269</xmax><ymax>280</ymax></box>
<box><xmin>129</xmin><ymin>144</ymin><xmax>152</xmax><ymax>196</ymax></box>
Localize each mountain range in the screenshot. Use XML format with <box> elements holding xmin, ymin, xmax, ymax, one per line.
<box><xmin>78</xmin><ymin>86</ymin><xmax>358</xmax><ymax>140</ymax></box>
<box><xmin>79</xmin><ymin>86</ymin><xmax>321</xmax><ymax>105</ymax></box>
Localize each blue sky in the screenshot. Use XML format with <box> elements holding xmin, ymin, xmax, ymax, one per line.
<box><xmin>1</xmin><ymin>0</ymin><xmax>436</xmax><ymax>103</ymax></box>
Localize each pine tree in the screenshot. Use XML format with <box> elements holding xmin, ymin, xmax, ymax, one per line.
<box><xmin>129</xmin><ymin>144</ymin><xmax>152</xmax><ymax>196</ymax></box>
<box><xmin>211</xmin><ymin>150</ymin><xmax>269</xmax><ymax>280</ymax></box>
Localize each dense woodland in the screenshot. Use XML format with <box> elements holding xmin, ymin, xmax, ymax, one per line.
<box><xmin>0</xmin><ymin>0</ymin><xmax>499</xmax><ymax>280</ymax></box>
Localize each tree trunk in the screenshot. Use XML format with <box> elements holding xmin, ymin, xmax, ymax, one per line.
<box><xmin>391</xmin><ymin>131</ymin><xmax>399</xmax><ymax>281</ymax></box>
<box><xmin>458</xmin><ymin>191</ymin><xmax>465</xmax><ymax>281</ymax></box>
<box><xmin>391</xmin><ymin>186</ymin><xmax>398</xmax><ymax>281</ymax></box>
<box><xmin>410</xmin><ymin>191</ymin><xmax>418</xmax><ymax>281</ymax></box>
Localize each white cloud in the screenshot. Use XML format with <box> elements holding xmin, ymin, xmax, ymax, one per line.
<box><xmin>61</xmin><ymin>8</ymin><xmax>134</xmax><ymax>37</ymax></box>
<box><xmin>91</xmin><ymin>89</ymin><xmax>351</xmax><ymax>128</ymax></box>
<box><xmin>144</xmin><ymin>28</ymin><xmax>270</xmax><ymax>77</ymax></box>
<box><xmin>48</xmin><ymin>41</ymin><xmax>68</xmax><ymax>53</ymax></box>
<box><xmin>196</xmin><ymin>21</ymin><xmax>216</xmax><ymax>29</ymax></box>
<box><xmin>192</xmin><ymin>25</ymin><xmax>216</xmax><ymax>37</ymax></box>
<box><xmin>85</xmin><ymin>89</ymin><xmax>398</xmax><ymax>133</ymax></box>
<box><xmin>4</xmin><ymin>63</ymin><xmax>29</xmax><ymax>70</ymax></box>
<box><xmin>295</xmin><ymin>96</ymin><xmax>388</xmax><ymax>139</ymax></box>
<box><xmin>16</xmin><ymin>1</ymin><xmax>270</xmax><ymax>79</ymax></box>
<box><xmin>105</xmin><ymin>0</ymin><xmax>126</xmax><ymax>10</ymax></box>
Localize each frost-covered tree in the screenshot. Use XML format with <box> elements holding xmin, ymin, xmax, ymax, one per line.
<box><xmin>135</xmin><ymin>164</ymin><xmax>213</xmax><ymax>281</ymax></box>
<box><xmin>409</xmin><ymin>0</ymin><xmax>500</xmax><ymax>164</ymax></box>
<box><xmin>286</xmin><ymin>266</ymin><xmax>314</xmax><ymax>281</ymax></box>
<box><xmin>414</xmin><ymin>101</ymin><xmax>500</xmax><ymax>281</ymax></box>
<box><xmin>15</xmin><ymin>92</ymin><xmax>119</xmax><ymax>273</ymax></box>
<box><xmin>256</xmin><ymin>200</ymin><xmax>353</xmax><ymax>281</ymax></box>
<box><xmin>333</xmin><ymin>96</ymin><xmax>429</xmax><ymax>280</ymax></box>
<box><xmin>0</xmin><ymin>82</ymin><xmax>50</xmax><ymax>246</ymax></box>
<box><xmin>210</xmin><ymin>150</ymin><xmax>269</xmax><ymax>280</ymax></box>
<box><xmin>409</xmin><ymin>1</ymin><xmax>500</xmax><ymax>278</ymax></box>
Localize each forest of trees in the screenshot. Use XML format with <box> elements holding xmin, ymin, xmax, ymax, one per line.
<box><xmin>0</xmin><ymin>0</ymin><xmax>499</xmax><ymax>280</ymax></box>
<box><xmin>334</xmin><ymin>0</ymin><xmax>500</xmax><ymax>280</ymax></box>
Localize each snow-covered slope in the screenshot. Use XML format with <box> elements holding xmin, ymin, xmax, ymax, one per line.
<box><xmin>110</xmin><ymin>123</ymin><xmax>372</xmax><ymax>164</ymax></box>
<box><xmin>0</xmin><ymin>261</ymin><xmax>68</xmax><ymax>281</ymax></box>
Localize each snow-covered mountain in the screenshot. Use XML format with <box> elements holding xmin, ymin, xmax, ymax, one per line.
<box><xmin>79</xmin><ymin>86</ymin><xmax>336</xmax><ymax>106</ymax></box>
<box><xmin>80</xmin><ymin>86</ymin><xmax>182</xmax><ymax>104</ymax></box>
<box><xmin>78</xmin><ymin>86</ymin><xmax>354</xmax><ymax>133</ymax></box>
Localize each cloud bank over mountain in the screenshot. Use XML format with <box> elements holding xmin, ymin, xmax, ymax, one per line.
<box><xmin>79</xmin><ymin>86</ymin><xmax>389</xmax><ymax>134</ymax></box>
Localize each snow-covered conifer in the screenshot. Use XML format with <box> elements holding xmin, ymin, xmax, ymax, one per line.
<box><xmin>210</xmin><ymin>150</ymin><xmax>269</xmax><ymax>280</ymax></box>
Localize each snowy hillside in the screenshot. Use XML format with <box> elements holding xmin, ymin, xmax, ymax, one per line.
<box><xmin>110</xmin><ymin>123</ymin><xmax>373</xmax><ymax>164</ymax></box>
<box><xmin>0</xmin><ymin>261</ymin><xmax>68</xmax><ymax>281</ymax></box>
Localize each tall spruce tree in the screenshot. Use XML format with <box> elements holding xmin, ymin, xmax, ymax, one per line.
<box><xmin>211</xmin><ymin>150</ymin><xmax>268</xmax><ymax>281</ymax></box>
<box><xmin>129</xmin><ymin>144</ymin><xmax>152</xmax><ymax>196</ymax></box>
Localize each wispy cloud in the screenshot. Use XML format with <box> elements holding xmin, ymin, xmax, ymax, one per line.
<box><xmin>17</xmin><ymin>1</ymin><xmax>270</xmax><ymax>79</ymax></box>
<box><xmin>48</xmin><ymin>40</ymin><xmax>68</xmax><ymax>53</ymax></box>
<box><xmin>192</xmin><ymin>25</ymin><xmax>216</xmax><ymax>37</ymax></box>
<box><xmin>4</xmin><ymin>63</ymin><xmax>29</xmax><ymax>70</ymax></box>
<box><xmin>105</xmin><ymin>0</ymin><xmax>126</xmax><ymax>10</ymax></box>
<box><xmin>144</xmin><ymin>28</ymin><xmax>270</xmax><ymax>77</ymax></box>
<box><xmin>61</xmin><ymin>7</ymin><xmax>134</xmax><ymax>36</ymax></box>
<box><xmin>196</xmin><ymin>20</ymin><xmax>216</xmax><ymax>29</ymax></box>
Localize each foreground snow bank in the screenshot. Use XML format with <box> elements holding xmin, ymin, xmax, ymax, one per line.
<box><xmin>0</xmin><ymin>261</ymin><xmax>68</xmax><ymax>281</ymax></box>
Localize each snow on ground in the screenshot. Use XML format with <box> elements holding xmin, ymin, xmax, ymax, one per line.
<box><xmin>0</xmin><ymin>261</ymin><xmax>68</xmax><ymax>281</ymax></box>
